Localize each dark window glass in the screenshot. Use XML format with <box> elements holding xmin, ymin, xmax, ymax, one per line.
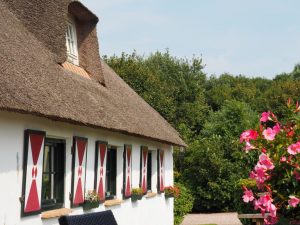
<box><xmin>41</xmin><ymin>138</ymin><xmax>65</xmax><ymax>210</ymax></box>
<box><xmin>147</xmin><ymin>152</ymin><xmax>152</xmax><ymax>191</ymax></box>
<box><xmin>105</xmin><ymin>148</ymin><xmax>117</xmax><ymax>199</ymax></box>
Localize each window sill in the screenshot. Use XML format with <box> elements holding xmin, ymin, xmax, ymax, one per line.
<box><xmin>41</xmin><ymin>208</ymin><xmax>73</xmax><ymax>219</ymax></box>
<box><xmin>146</xmin><ymin>192</ymin><xmax>157</xmax><ymax>198</ymax></box>
<box><xmin>104</xmin><ymin>199</ymin><xmax>122</xmax><ymax>207</ymax></box>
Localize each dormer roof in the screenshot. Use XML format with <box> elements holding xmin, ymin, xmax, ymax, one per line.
<box><xmin>69</xmin><ymin>1</ymin><xmax>98</xmax><ymax>22</ymax></box>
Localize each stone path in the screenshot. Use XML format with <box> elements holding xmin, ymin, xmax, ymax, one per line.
<box><xmin>181</xmin><ymin>212</ymin><xmax>242</xmax><ymax>225</ymax></box>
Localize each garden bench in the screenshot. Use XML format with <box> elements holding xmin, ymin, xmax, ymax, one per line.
<box><xmin>238</xmin><ymin>213</ymin><xmax>269</xmax><ymax>225</ymax></box>
<box><xmin>58</xmin><ymin>210</ymin><xmax>118</xmax><ymax>225</ymax></box>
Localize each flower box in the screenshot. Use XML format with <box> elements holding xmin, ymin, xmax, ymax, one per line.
<box><xmin>131</xmin><ymin>188</ymin><xmax>143</xmax><ymax>202</ymax></box>
<box><xmin>164</xmin><ymin>186</ymin><xmax>179</xmax><ymax>199</ymax></box>
<box><xmin>82</xmin><ymin>201</ymin><xmax>100</xmax><ymax>211</ymax></box>
<box><xmin>83</xmin><ymin>190</ymin><xmax>101</xmax><ymax>211</ymax></box>
<box><xmin>164</xmin><ymin>193</ymin><xmax>175</xmax><ymax>199</ymax></box>
<box><xmin>131</xmin><ymin>194</ymin><xmax>143</xmax><ymax>202</ymax></box>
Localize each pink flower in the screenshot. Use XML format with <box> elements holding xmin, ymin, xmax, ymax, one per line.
<box><xmin>254</xmin><ymin>194</ymin><xmax>277</xmax><ymax>222</ymax></box>
<box><xmin>250</xmin><ymin>165</ymin><xmax>269</xmax><ymax>186</ymax></box>
<box><xmin>280</xmin><ymin>156</ymin><xmax>287</xmax><ymax>162</ymax></box>
<box><xmin>250</xmin><ymin>154</ymin><xmax>274</xmax><ymax>187</ymax></box>
<box><xmin>262</xmin><ymin>124</ymin><xmax>280</xmax><ymax>141</ymax></box>
<box><xmin>242</xmin><ymin>187</ymin><xmax>254</xmax><ymax>203</ymax></box>
<box><xmin>288</xmin><ymin>196</ymin><xmax>300</xmax><ymax>207</ymax></box>
<box><xmin>288</xmin><ymin>141</ymin><xmax>300</xmax><ymax>155</ymax></box>
<box><xmin>263</xmin><ymin>128</ymin><xmax>276</xmax><ymax>141</ymax></box>
<box><xmin>254</xmin><ymin>199</ymin><xmax>263</xmax><ymax>211</ymax></box>
<box><xmin>259</xmin><ymin>194</ymin><xmax>272</xmax><ymax>208</ymax></box>
<box><xmin>254</xmin><ymin>194</ymin><xmax>269</xmax><ymax>208</ymax></box>
<box><xmin>296</xmin><ymin>101</ymin><xmax>300</xmax><ymax>112</ymax></box>
<box><xmin>258</xmin><ymin>153</ymin><xmax>275</xmax><ymax>170</ymax></box>
<box><xmin>269</xmin><ymin>203</ymin><xmax>277</xmax><ymax>217</ymax></box>
<box><xmin>260</xmin><ymin>112</ymin><xmax>270</xmax><ymax>122</ymax></box>
<box><xmin>240</xmin><ymin>130</ymin><xmax>258</xmax><ymax>143</ymax></box>
<box><xmin>287</xmin><ymin>130</ymin><xmax>295</xmax><ymax>137</ymax></box>
<box><xmin>293</xmin><ymin>169</ymin><xmax>300</xmax><ymax>181</ymax></box>
<box><xmin>250</xmin><ymin>154</ymin><xmax>275</xmax><ymax>187</ymax></box>
<box><xmin>244</xmin><ymin>142</ymin><xmax>256</xmax><ymax>153</ymax></box>
<box><xmin>273</xmin><ymin>123</ymin><xmax>281</xmax><ymax>134</ymax></box>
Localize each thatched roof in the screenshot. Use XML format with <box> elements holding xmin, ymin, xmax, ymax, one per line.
<box><xmin>0</xmin><ymin>0</ymin><xmax>186</xmax><ymax>147</ymax></box>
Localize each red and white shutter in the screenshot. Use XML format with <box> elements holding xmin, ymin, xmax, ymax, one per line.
<box><xmin>71</xmin><ymin>137</ymin><xmax>87</xmax><ymax>207</ymax></box>
<box><xmin>94</xmin><ymin>141</ymin><xmax>107</xmax><ymax>202</ymax></box>
<box><xmin>140</xmin><ymin>146</ymin><xmax>148</xmax><ymax>194</ymax></box>
<box><xmin>21</xmin><ymin>130</ymin><xmax>45</xmax><ymax>217</ymax></box>
<box><xmin>157</xmin><ymin>149</ymin><xmax>165</xmax><ymax>193</ymax></box>
<box><xmin>123</xmin><ymin>145</ymin><xmax>132</xmax><ymax>198</ymax></box>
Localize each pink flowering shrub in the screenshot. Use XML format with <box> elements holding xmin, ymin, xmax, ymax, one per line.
<box><xmin>240</xmin><ymin>99</ymin><xmax>300</xmax><ymax>224</ymax></box>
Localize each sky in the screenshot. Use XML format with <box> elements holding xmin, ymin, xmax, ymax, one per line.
<box><xmin>81</xmin><ymin>0</ymin><xmax>300</xmax><ymax>79</ymax></box>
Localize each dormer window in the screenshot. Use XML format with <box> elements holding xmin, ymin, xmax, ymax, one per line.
<box><xmin>63</xmin><ymin>2</ymin><xmax>104</xmax><ymax>84</ymax></box>
<box><xmin>66</xmin><ymin>16</ymin><xmax>79</xmax><ymax>65</ymax></box>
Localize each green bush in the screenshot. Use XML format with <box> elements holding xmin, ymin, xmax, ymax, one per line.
<box><xmin>174</xmin><ymin>182</ymin><xmax>194</xmax><ymax>225</ymax></box>
<box><xmin>182</xmin><ymin>101</ymin><xmax>258</xmax><ymax>212</ymax></box>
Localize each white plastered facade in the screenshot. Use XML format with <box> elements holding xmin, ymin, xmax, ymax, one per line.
<box><xmin>0</xmin><ymin>110</ymin><xmax>174</xmax><ymax>225</ymax></box>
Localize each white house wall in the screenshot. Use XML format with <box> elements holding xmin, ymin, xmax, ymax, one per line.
<box><xmin>0</xmin><ymin>110</ymin><xmax>174</xmax><ymax>225</ymax></box>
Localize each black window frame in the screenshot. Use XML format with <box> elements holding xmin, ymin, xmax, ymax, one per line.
<box><xmin>105</xmin><ymin>147</ymin><xmax>117</xmax><ymax>200</ymax></box>
<box><xmin>41</xmin><ymin>138</ymin><xmax>66</xmax><ymax>211</ymax></box>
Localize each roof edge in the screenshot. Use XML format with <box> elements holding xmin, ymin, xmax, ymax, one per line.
<box><xmin>0</xmin><ymin>107</ymin><xmax>187</xmax><ymax>147</ymax></box>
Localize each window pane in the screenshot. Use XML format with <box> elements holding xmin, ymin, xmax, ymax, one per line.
<box><xmin>42</xmin><ymin>174</ymin><xmax>51</xmax><ymax>201</ymax></box>
<box><xmin>42</xmin><ymin>139</ymin><xmax>65</xmax><ymax>210</ymax></box>
<box><xmin>54</xmin><ymin>144</ymin><xmax>65</xmax><ymax>173</ymax></box>
<box><xmin>54</xmin><ymin>143</ymin><xmax>65</xmax><ymax>203</ymax></box>
<box><xmin>66</xmin><ymin>22</ymin><xmax>77</xmax><ymax>59</ymax></box>
<box><xmin>110</xmin><ymin>149</ymin><xmax>117</xmax><ymax>195</ymax></box>
<box><xmin>105</xmin><ymin>151</ymin><xmax>111</xmax><ymax>196</ymax></box>
<box><xmin>43</xmin><ymin>146</ymin><xmax>50</xmax><ymax>173</ymax></box>
<box><xmin>105</xmin><ymin>148</ymin><xmax>117</xmax><ymax>198</ymax></box>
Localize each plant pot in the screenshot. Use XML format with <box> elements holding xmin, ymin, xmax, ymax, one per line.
<box><xmin>131</xmin><ymin>194</ymin><xmax>143</xmax><ymax>202</ymax></box>
<box><xmin>82</xmin><ymin>201</ymin><xmax>100</xmax><ymax>211</ymax></box>
<box><xmin>165</xmin><ymin>193</ymin><xmax>174</xmax><ymax>199</ymax></box>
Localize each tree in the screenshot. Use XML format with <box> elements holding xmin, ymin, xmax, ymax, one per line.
<box><xmin>204</xmin><ymin>74</ymin><xmax>270</xmax><ymax>112</ymax></box>
<box><xmin>104</xmin><ymin>50</ymin><xmax>210</xmax><ymax>134</ymax></box>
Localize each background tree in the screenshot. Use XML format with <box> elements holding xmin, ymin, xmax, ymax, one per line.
<box><xmin>104</xmin><ymin>51</ymin><xmax>210</xmax><ymax>134</ymax></box>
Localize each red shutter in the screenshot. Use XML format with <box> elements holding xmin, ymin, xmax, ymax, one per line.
<box><xmin>21</xmin><ymin>130</ymin><xmax>45</xmax><ymax>217</ymax></box>
<box><xmin>140</xmin><ymin>146</ymin><xmax>148</xmax><ymax>194</ymax></box>
<box><xmin>94</xmin><ymin>141</ymin><xmax>107</xmax><ymax>202</ymax></box>
<box><xmin>157</xmin><ymin>149</ymin><xmax>165</xmax><ymax>193</ymax></box>
<box><xmin>71</xmin><ymin>137</ymin><xmax>87</xmax><ymax>207</ymax></box>
<box><xmin>123</xmin><ymin>145</ymin><xmax>132</xmax><ymax>198</ymax></box>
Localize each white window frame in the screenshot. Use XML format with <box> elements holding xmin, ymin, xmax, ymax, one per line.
<box><xmin>66</xmin><ymin>16</ymin><xmax>79</xmax><ymax>66</ymax></box>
